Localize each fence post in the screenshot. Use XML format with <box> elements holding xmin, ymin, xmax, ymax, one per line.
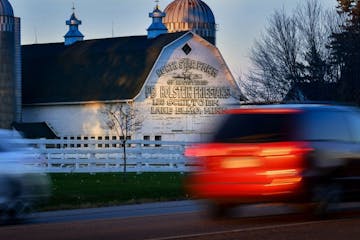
<box><xmin>89</xmin><ymin>140</ymin><xmax>96</xmax><ymax>169</ymax></box>
<box><xmin>37</xmin><ymin>138</ymin><xmax>48</xmax><ymax>170</ymax></box>
<box><xmin>136</xmin><ymin>142</ymin><xmax>142</xmax><ymax>174</ymax></box>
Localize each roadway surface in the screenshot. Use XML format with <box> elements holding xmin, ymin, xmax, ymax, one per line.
<box><xmin>0</xmin><ymin>201</ymin><xmax>359</xmax><ymax>240</ymax></box>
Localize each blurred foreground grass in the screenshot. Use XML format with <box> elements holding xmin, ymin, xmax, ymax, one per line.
<box><xmin>38</xmin><ymin>173</ymin><xmax>188</xmax><ymax>211</ymax></box>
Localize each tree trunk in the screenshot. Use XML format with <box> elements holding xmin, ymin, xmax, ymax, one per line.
<box><xmin>123</xmin><ymin>140</ymin><xmax>127</xmax><ymax>174</ymax></box>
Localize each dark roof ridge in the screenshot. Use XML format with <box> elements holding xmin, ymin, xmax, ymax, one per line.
<box><xmin>22</xmin><ymin>32</ymin><xmax>190</xmax><ymax>47</ymax></box>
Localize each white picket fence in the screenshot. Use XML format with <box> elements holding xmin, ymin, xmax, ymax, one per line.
<box><xmin>23</xmin><ymin>139</ymin><xmax>194</xmax><ymax>173</ymax></box>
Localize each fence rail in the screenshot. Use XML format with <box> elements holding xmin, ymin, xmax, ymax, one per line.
<box><xmin>22</xmin><ymin>139</ymin><xmax>194</xmax><ymax>173</ymax></box>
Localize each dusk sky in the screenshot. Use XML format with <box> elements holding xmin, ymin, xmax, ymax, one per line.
<box><xmin>11</xmin><ymin>0</ymin><xmax>338</xmax><ymax>76</ymax></box>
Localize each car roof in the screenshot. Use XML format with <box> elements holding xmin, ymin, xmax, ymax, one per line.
<box><xmin>227</xmin><ymin>103</ymin><xmax>359</xmax><ymax>114</ymax></box>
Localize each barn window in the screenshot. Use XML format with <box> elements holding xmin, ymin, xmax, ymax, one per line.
<box><xmin>182</xmin><ymin>43</ymin><xmax>192</xmax><ymax>55</ymax></box>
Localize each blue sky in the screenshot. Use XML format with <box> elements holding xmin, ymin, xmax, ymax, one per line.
<box><xmin>11</xmin><ymin>0</ymin><xmax>338</xmax><ymax>76</ymax></box>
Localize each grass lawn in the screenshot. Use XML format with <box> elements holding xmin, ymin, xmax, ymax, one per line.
<box><xmin>38</xmin><ymin>172</ymin><xmax>189</xmax><ymax>211</ymax></box>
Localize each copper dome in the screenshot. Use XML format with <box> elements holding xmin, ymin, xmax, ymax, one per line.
<box><xmin>163</xmin><ymin>0</ymin><xmax>216</xmax><ymax>45</ymax></box>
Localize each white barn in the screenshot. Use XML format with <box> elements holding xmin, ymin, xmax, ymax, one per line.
<box><xmin>18</xmin><ymin>1</ymin><xmax>244</xmax><ymax>142</ymax></box>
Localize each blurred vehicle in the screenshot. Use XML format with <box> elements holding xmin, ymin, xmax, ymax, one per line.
<box><xmin>185</xmin><ymin>104</ymin><xmax>360</xmax><ymax>218</ymax></box>
<box><xmin>0</xmin><ymin>129</ymin><xmax>50</xmax><ymax>223</ymax></box>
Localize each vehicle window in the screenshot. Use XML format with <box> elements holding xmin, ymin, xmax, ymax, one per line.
<box><xmin>300</xmin><ymin>110</ymin><xmax>352</xmax><ymax>142</ymax></box>
<box><xmin>346</xmin><ymin>111</ymin><xmax>360</xmax><ymax>142</ymax></box>
<box><xmin>212</xmin><ymin>113</ymin><xmax>298</xmax><ymax>143</ymax></box>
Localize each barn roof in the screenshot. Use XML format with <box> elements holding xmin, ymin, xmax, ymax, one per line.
<box><xmin>22</xmin><ymin>32</ymin><xmax>188</xmax><ymax>105</ymax></box>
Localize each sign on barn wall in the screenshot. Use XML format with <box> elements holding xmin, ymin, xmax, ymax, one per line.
<box><xmin>134</xmin><ymin>34</ymin><xmax>241</xmax><ymax>141</ymax></box>
<box><xmin>145</xmin><ymin>58</ymin><xmax>232</xmax><ymax>116</ymax></box>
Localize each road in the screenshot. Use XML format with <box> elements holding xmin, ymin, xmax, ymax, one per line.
<box><xmin>0</xmin><ymin>201</ymin><xmax>359</xmax><ymax>240</ymax></box>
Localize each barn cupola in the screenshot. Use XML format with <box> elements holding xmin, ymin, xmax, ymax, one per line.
<box><xmin>64</xmin><ymin>5</ymin><xmax>84</xmax><ymax>46</ymax></box>
<box><xmin>147</xmin><ymin>0</ymin><xmax>168</xmax><ymax>39</ymax></box>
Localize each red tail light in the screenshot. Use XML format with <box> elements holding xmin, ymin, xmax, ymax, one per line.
<box><xmin>259</xmin><ymin>142</ymin><xmax>313</xmax><ymax>169</ymax></box>
<box><xmin>185</xmin><ymin>142</ymin><xmax>313</xmax><ymax>172</ymax></box>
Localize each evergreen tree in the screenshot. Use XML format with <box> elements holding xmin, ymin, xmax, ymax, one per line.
<box><xmin>329</xmin><ymin>0</ymin><xmax>360</xmax><ymax>104</ymax></box>
<box><xmin>304</xmin><ymin>44</ymin><xmax>327</xmax><ymax>83</ymax></box>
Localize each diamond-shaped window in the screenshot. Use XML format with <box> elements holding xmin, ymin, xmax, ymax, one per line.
<box><xmin>182</xmin><ymin>44</ymin><xmax>192</xmax><ymax>55</ymax></box>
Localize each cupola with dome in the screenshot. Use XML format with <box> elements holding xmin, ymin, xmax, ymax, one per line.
<box><xmin>163</xmin><ymin>0</ymin><xmax>216</xmax><ymax>45</ymax></box>
<box><xmin>147</xmin><ymin>2</ymin><xmax>168</xmax><ymax>39</ymax></box>
<box><xmin>64</xmin><ymin>5</ymin><xmax>84</xmax><ymax>46</ymax></box>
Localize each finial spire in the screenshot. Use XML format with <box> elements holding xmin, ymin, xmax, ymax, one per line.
<box><xmin>34</xmin><ymin>27</ymin><xmax>38</xmax><ymax>44</ymax></box>
<box><xmin>112</xmin><ymin>20</ymin><xmax>114</xmax><ymax>37</ymax></box>
<box><xmin>72</xmin><ymin>2</ymin><xmax>75</xmax><ymax>13</ymax></box>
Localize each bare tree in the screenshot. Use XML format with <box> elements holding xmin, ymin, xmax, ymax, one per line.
<box><xmin>242</xmin><ymin>0</ymin><xmax>339</xmax><ymax>102</ymax></box>
<box><xmin>245</xmin><ymin>8</ymin><xmax>301</xmax><ymax>102</ymax></box>
<box><xmin>101</xmin><ymin>101</ymin><xmax>142</xmax><ymax>173</ymax></box>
